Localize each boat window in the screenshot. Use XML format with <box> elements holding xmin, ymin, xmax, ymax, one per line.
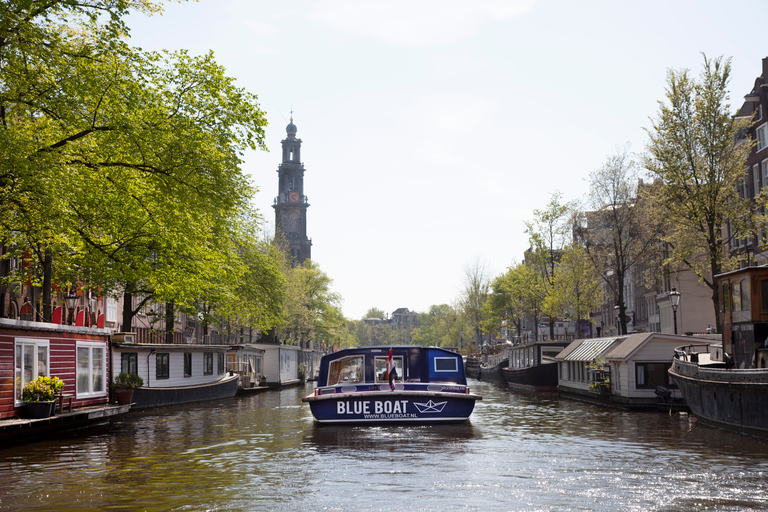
<box><xmin>327</xmin><ymin>356</ymin><xmax>364</xmax><ymax>385</ymax></box>
<box><xmin>374</xmin><ymin>356</ymin><xmax>404</xmax><ymax>383</ymax></box>
<box><xmin>732</xmin><ymin>281</ymin><xmax>742</xmax><ymax>311</ymax></box>
<box><xmin>741</xmin><ymin>278</ymin><xmax>751</xmax><ymax>312</ymax></box>
<box><xmin>635</xmin><ymin>362</ymin><xmax>676</xmax><ymax>389</ymax></box>
<box><xmin>762</xmin><ymin>280</ymin><xmax>768</xmax><ymax>311</ymax></box>
<box><xmin>434</xmin><ymin>357</ymin><xmax>458</xmax><ymax>372</ymax></box>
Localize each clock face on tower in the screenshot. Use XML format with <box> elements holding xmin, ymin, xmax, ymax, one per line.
<box><xmin>289</xmin><ymin>192</ymin><xmax>299</xmax><ymax>202</ymax></box>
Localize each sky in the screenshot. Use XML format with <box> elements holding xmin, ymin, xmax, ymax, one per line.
<box><xmin>125</xmin><ymin>0</ymin><xmax>768</xmax><ymax>320</ymax></box>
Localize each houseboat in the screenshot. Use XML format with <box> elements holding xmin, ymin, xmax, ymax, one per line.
<box><xmin>110</xmin><ymin>333</ymin><xmax>239</xmax><ymax>409</ymax></box>
<box><xmin>557</xmin><ymin>333</ymin><xmax>710</xmax><ymax>409</ymax></box>
<box><xmin>670</xmin><ymin>266</ymin><xmax>768</xmax><ymax>437</ymax></box>
<box><xmin>0</xmin><ymin>318</ymin><xmax>133</xmax><ymax>442</ymax></box>
<box><xmin>502</xmin><ymin>340</ymin><xmax>570</xmax><ymax>392</ymax></box>
<box><xmin>302</xmin><ymin>346</ymin><xmax>481</xmax><ymax>424</ymax></box>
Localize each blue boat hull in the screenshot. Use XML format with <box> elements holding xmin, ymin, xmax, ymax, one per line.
<box><xmin>304</xmin><ymin>391</ymin><xmax>479</xmax><ymax>424</ymax></box>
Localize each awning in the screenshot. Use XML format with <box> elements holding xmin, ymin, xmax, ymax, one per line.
<box><xmin>564</xmin><ymin>338</ymin><xmax>620</xmax><ymax>361</ymax></box>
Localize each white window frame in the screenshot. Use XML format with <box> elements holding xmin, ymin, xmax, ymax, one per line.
<box><xmin>763</xmin><ymin>159</ymin><xmax>768</xmax><ymax>193</ymax></box>
<box><xmin>76</xmin><ymin>341</ymin><xmax>107</xmax><ymax>398</ymax></box>
<box><xmin>14</xmin><ymin>338</ymin><xmax>49</xmax><ymax>404</ymax></box>
<box><xmin>757</xmin><ymin>122</ymin><xmax>768</xmax><ymax>153</ymax></box>
<box><xmin>434</xmin><ymin>357</ymin><xmax>459</xmax><ymax>372</ymax></box>
<box><xmin>106</xmin><ymin>297</ymin><xmax>118</xmax><ymax>323</ymax></box>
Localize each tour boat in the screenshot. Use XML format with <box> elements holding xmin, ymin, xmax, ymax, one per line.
<box><xmin>302</xmin><ymin>346</ymin><xmax>481</xmax><ymax>424</ymax></box>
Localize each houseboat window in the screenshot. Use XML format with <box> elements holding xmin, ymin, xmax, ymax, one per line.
<box><xmin>635</xmin><ymin>362</ymin><xmax>675</xmax><ymax>389</ymax></box>
<box><xmin>762</xmin><ymin>280</ymin><xmax>768</xmax><ymax>311</ymax></box>
<box><xmin>328</xmin><ymin>356</ymin><xmax>364</xmax><ymax>385</ymax></box>
<box><xmin>434</xmin><ymin>357</ymin><xmax>458</xmax><ymax>372</ymax></box>
<box><xmin>184</xmin><ymin>353</ymin><xmax>192</xmax><ymax>377</ymax></box>
<box><xmin>375</xmin><ymin>356</ymin><xmax>404</xmax><ymax>382</ymax></box>
<box><xmin>14</xmin><ymin>339</ymin><xmax>49</xmax><ymax>403</ymax></box>
<box><xmin>121</xmin><ymin>352</ymin><xmax>138</xmax><ymax>374</ymax></box>
<box><xmin>218</xmin><ymin>353</ymin><xmax>225</xmax><ymax>374</ymax></box>
<box><xmin>76</xmin><ymin>342</ymin><xmax>106</xmax><ymax>397</ymax></box>
<box><xmin>741</xmin><ymin>278</ymin><xmax>751</xmax><ymax>312</ymax></box>
<box><xmin>723</xmin><ymin>282</ymin><xmax>730</xmax><ymax>313</ymax></box>
<box><xmin>204</xmin><ymin>352</ymin><xmax>214</xmax><ymax>375</ymax></box>
<box><xmin>156</xmin><ymin>353</ymin><xmax>170</xmax><ymax>379</ymax></box>
<box><xmin>732</xmin><ymin>281</ymin><xmax>742</xmax><ymax>311</ymax></box>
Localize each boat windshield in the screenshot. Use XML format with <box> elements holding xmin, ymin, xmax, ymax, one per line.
<box><xmin>327</xmin><ymin>356</ymin><xmax>364</xmax><ymax>385</ymax></box>
<box><xmin>374</xmin><ymin>356</ymin><xmax>404</xmax><ymax>383</ymax></box>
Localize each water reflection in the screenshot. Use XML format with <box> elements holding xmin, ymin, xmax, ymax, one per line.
<box><xmin>1</xmin><ymin>381</ymin><xmax>768</xmax><ymax>511</ymax></box>
<box><xmin>305</xmin><ymin>422</ymin><xmax>480</xmax><ymax>453</ymax></box>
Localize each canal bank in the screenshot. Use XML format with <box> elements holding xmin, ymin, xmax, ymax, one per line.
<box><xmin>2</xmin><ymin>380</ymin><xmax>768</xmax><ymax>511</ymax></box>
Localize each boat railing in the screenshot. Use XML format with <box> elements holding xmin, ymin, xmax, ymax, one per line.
<box><xmin>484</xmin><ymin>348</ymin><xmax>510</xmax><ymax>367</ymax></box>
<box><xmin>673</xmin><ymin>343</ymin><xmax>722</xmax><ymax>363</ymax></box>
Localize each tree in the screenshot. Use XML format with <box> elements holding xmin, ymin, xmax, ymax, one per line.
<box><xmin>459</xmin><ymin>259</ymin><xmax>491</xmax><ymax>346</ymax></box>
<box><xmin>525</xmin><ymin>192</ymin><xmax>573</xmax><ymax>340</ymax></box>
<box><xmin>277</xmin><ymin>260</ymin><xmax>345</xmax><ymax>349</ymax></box>
<box><xmin>553</xmin><ymin>244</ymin><xmax>603</xmax><ymax>339</ymax></box>
<box><xmin>0</xmin><ymin>0</ymin><xmax>166</xmax><ymax>320</ymax></box>
<box><xmin>575</xmin><ymin>146</ymin><xmax>659</xmax><ymax>335</ymax></box>
<box><xmin>364</xmin><ymin>308</ymin><xmax>386</xmax><ymax>319</ymax></box>
<box><xmin>0</xmin><ymin>1</ymin><xmax>275</xmax><ymax>330</ymax></box>
<box><xmin>412</xmin><ymin>304</ymin><xmax>459</xmax><ymax>347</ymax></box>
<box><xmin>488</xmin><ymin>261</ymin><xmax>546</xmax><ymax>343</ymax></box>
<box><xmin>644</xmin><ymin>54</ymin><xmax>758</xmax><ymax>330</ymax></box>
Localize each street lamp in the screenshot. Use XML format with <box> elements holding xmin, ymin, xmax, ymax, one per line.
<box><xmin>613</xmin><ymin>304</ymin><xmax>622</xmax><ymax>335</ymax></box>
<box><xmin>64</xmin><ymin>290</ymin><xmax>79</xmax><ymax>325</ymax></box>
<box><xmin>669</xmin><ymin>288</ymin><xmax>682</xmax><ymax>335</ymax></box>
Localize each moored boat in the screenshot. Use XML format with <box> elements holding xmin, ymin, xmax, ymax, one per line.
<box><xmin>502</xmin><ymin>341</ymin><xmax>570</xmax><ymax>392</ymax></box>
<box><xmin>111</xmin><ymin>335</ymin><xmax>240</xmax><ymax>409</ymax></box>
<box><xmin>669</xmin><ymin>266</ymin><xmax>768</xmax><ymax>437</ymax></box>
<box><xmin>302</xmin><ymin>346</ymin><xmax>481</xmax><ymax>424</ymax></box>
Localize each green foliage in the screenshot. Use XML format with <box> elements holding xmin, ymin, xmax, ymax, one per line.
<box><xmin>113</xmin><ymin>372</ymin><xmax>144</xmax><ymax>389</ymax></box>
<box><xmin>274</xmin><ymin>258</ymin><xmax>345</xmax><ymax>347</ymax></box>
<box><xmin>364</xmin><ymin>308</ymin><xmax>386</xmax><ymax>319</ymax></box>
<box><xmin>411</xmin><ymin>304</ymin><xmax>460</xmax><ymax>347</ymax></box>
<box><xmin>644</xmin><ymin>54</ymin><xmax>760</xmax><ymax>326</ymax></box>
<box><xmin>0</xmin><ymin>0</ymin><xmax>284</xmax><ymax>334</ymax></box>
<box><xmin>525</xmin><ymin>192</ymin><xmax>574</xmax><ymax>337</ymax></box>
<box><xmin>459</xmin><ymin>260</ymin><xmax>491</xmax><ymax>345</ymax></box>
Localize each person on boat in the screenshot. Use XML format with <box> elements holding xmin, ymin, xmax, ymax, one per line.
<box><xmin>387</xmin><ymin>348</ymin><xmax>397</xmax><ymax>391</ymax></box>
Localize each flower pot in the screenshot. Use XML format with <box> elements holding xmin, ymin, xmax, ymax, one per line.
<box><xmin>114</xmin><ymin>389</ymin><xmax>135</xmax><ymax>405</ymax></box>
<box><xmin>25</xmin><ymin>401</ymin><xmax>55</xmax><ymax>419</ymax></box>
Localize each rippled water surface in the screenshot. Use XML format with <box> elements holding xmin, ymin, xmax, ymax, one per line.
<box><xmin>2</xmin><ymin>380</ymin><xmax>768</xmax><ymax>511</ymax></box>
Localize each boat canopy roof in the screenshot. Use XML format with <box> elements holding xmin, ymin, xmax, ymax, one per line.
<box><xmin>317</xmin><ymin>346</ymin><xmax>466</xmax><ymax>386</ymax></box>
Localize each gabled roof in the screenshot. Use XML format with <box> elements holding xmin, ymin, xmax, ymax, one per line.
<box><xmin>602</xmin><ymin>332</ymin><xmax>655</xmax><ymax>361</ymax></box>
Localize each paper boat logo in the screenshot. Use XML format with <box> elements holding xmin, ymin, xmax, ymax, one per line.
<box><xmin>413</xmin><ymin>400</ymin><xmax>448</xmax><ymax>414</ymax></box>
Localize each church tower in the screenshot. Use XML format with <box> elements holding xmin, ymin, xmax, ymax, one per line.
<box><xmin>273</xmin><ymin>117</ymin><xmax>311</xmax><ymax>266</ymax></box>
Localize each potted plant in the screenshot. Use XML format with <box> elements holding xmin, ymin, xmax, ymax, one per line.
<box><xmin>259</xmin><ymin>374</ymin><xmax>267</xmax><ymax>386</ymax></box>
<box><xmin>22</xmin><ymin>376</ymin><xmax>62</xmax><ymax>418</ymax></box>
<box><xmin>112</xmin><ymin>372</ymin><xmax>144</xmax><ymax>405</ymax></box>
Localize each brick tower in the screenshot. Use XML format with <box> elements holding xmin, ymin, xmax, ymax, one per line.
<box><xmin>273</xmin><ymin>117</ymin><xmax>311</xmax><ymax>265</ymax></box>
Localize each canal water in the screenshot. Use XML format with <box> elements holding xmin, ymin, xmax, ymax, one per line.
<box><xmin>2</xmin><ymin>380</ymin><xmax>768</xmax><ymax>511</ymax></box>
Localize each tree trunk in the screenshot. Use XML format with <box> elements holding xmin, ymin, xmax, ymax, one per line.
<box><xmin>42</xmin><ymin>249</ymin><xmax>52</xmax><ymax>322</ymax></box>
<box><xmin>122</xmin><ymin>288</ymin><xmax>133</xmax><ymax>332</ymax></box>
<box><xmin>165</xmin><ymin>300</ymin><xmax>175</xmax><ymax>344</ymax></box>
